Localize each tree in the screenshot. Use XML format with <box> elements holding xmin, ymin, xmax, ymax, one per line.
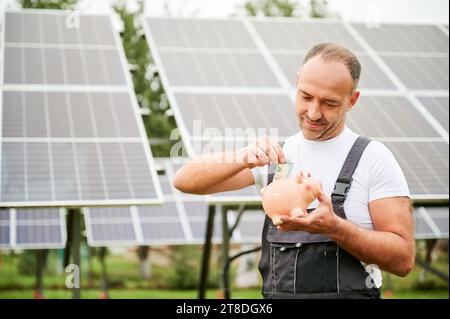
<box><xmin>20</xmin><ymin>0</ymin><xmax>77</xmax><ymax>10</ymax></box>
<box><xmin>113</xmin><ymin>0</ymin><xmax>178</xmax><ymax>157</ymax></box>
<box><xmin>310</xmin><ymin>0</ymin><xmax>328</xmax><ymax>18</ymax></box>
<box><xmin>243</xmin><ymin>0</ymin><xmax>300</xmax><ymax>17</ymax></box>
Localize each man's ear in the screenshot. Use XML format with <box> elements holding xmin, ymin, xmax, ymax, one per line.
<box><xmin>348</xmin><ymin>90</ymin><xmax>360</xmax><ymax>111</ymax></box>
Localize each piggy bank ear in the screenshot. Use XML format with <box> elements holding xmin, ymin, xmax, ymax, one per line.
<box><xmin>296</xmin><ymin>171</ymin><xmax>304</xmax><ymax>184</ymax></box>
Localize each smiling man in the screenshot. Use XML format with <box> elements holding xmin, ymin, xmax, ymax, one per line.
<box><xmin>173</xmin><ymin>43</ymin><xmax>415</xmax><ymax>299</ymax></box>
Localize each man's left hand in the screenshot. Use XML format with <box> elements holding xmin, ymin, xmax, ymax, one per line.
<box><xmin>278</xmin><ymin>193</ymin><xmax>339</xmax><ymax>235</ymax></box>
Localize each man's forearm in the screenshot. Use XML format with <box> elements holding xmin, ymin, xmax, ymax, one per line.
<box><xmin>329</xmin><ymin>217</ymin><xmax>414</xmax><ymax>276</ymax></box>
<box><xmin>172</xmin><ymin>152</ymin><xmax>246</xmax><ymax>194</ymax></box>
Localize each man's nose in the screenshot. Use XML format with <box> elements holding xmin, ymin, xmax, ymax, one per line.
<box><xmin>307</xmin><ymin>101</ymin><xmax>322</xmax><ymax>121</ymax></box>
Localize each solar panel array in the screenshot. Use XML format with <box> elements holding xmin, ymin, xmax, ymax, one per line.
<box><xmin>143</xmin><ymin>17</ymin><xmax>449</xmax><ymax>201</ymax></box>
<box><xmin>84</xmin><ymin>158</ymin><xmax>265</xmax><ymax>246</ymax></box>
<box><xmin>0</xmin><ymin>207</ymin><xmax>66</xmax><ymax>249</ymax></box>
<box><xmin>1</xmin><ymin>10</ymin><xmax>163</xmax><ymax>207</ymax></box>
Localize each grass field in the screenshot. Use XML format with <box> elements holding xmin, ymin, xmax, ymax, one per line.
<box><xmin>0</xmin><ymin>243</ymin><xmax>448</xmax><ymax>299</ymax></box>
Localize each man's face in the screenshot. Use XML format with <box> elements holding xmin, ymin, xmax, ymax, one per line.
<box><xmin>295</xmin><ymin>56</ymin><xmax>359</xmax><ymax>141</ymax></box>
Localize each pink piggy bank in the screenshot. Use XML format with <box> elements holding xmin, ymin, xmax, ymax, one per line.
<box><xmin>261</xmin><ymin>172</ymin><xmax>323</xmax><ymax>226</ymax></box>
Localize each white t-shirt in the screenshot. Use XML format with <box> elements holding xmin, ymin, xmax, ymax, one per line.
<box><xmin>252</xmin><ymin>126</ymin><xmax>410</xmax><ymax>288</ymax></box>
<box><xmin>252</xmin><ymin>126</ymin><xmax>410</xmax><ymax>230</ymax></box>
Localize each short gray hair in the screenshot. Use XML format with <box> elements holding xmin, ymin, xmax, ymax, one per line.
<box><xmin>303</xmin><ymin>43</ymin><xmax>361</xmax><ymax>92</ymax></box>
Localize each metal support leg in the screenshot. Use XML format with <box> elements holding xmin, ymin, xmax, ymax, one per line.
<box><xmin>34</xmin><ymin>250</ymin><xmax>48</xmax><ymax>299</ymax></box>
<box><xmin>198</xmin><ymin>205</ymin><xmax>216</xmax><ymax>299</ymax></box>
<box><xmin>220</xmin><ymin>206</ymin><xmax>230</xmax><ymax>299</ymax></box>
<box><xmin>68</xmin><ymin>208</ymin><xmax>81</xmax><ymax>299</ymax></box>
<box><xmin>99</xmin><ymin>247</ymin><xmax>109</xmax><ymax>299</ymax></box>
<box><xmin>223</xmin><ymin>246</ymin><xmax>262</xmax><ymax>299</ymax></box>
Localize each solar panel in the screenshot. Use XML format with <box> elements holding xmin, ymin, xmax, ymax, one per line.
<box><xmin>273</xmin><ymin>53</ymin><xmax>397</xmax><ymax>89</ymax></box>
<box><xmin>5</xmin><ymin>13</ymin><xmax>116</xmax><ymax>45</ymax></box>
<box><xmin>174</xmin><ymin>92</ymin><xmax>296</xmax><ymax>142</ymax></box>
<box><xmin>381</xmin><ymin>56</ymin><xmax>448</xmax><ymax>90</ymax></box>
<box><xmin>4</xmin><ymin>47</ymin><xmax>126</xmax><ymax>85</ymax></box>
<box><xmin>0</xmin><ymin>208</ymin><xmax>66</xmax><ymax>249</ymax></box>
<box><xmin>414</xmin><ymin>206</ymin><xmax>449</xmax><ymax>239</ymax></box>
<box><xmin>384</xmin><ymin>142</ymin><xmax>449</xmax><ymax>197</ymax></box>
<box><xmin>146</xmin><ymin>18</ymin><xmax>257</xmax><ymax>49</ymax></box>
<box><xmin>1</xmin><ymin>10</ymin><xmax>163</xmax><ymax>207</ymax></box>
<box><xmin>143</xmin><ymin>17</ymin><xmax>449</xmax><ymax>203</ymax></box>
<box><xmin>352</xmin><ymin>24</ymin><xmax>448</xmax><ymax>53</ymax></box>
<box><xmin>416</xmin><ymin>96</ymin><xmax>449</xmax><ymax>132</ymax></box>
<box><xmin>159</xmin><ymin>51</ymin><xmax>280</xmax><ymax>88</ymax></box>
<box><xmin>251</xmin><ymin>20</ymin><xmax>363</xmax><ymax>52</ymax></box>
<box><xmin>0</xmin><ymin>209</ymin><xmax>10</xmax><ymax>248</ymax></box>
<box><xmin>347</xmin><ymin>96</ymin><xmax>441</xmax><ymax>138</ymax></box>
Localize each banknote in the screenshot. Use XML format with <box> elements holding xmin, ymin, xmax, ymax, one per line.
<box><xmin>273</xmin><ymin>161</ymin><xmax>293</xmax><ymax>181</ymax></box>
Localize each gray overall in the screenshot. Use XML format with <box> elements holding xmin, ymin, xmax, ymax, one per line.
<box><xmin>258</xmin><ymin>136</ymin><xmax>381</xmax><ymax>299</ymax></box>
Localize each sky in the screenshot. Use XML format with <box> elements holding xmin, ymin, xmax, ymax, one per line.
<box><xmin>1</xmin><ymin>0</ymin><xmax>449</xmax><ymax>25</ymax></box>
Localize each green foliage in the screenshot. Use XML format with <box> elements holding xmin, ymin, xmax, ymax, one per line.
<box><xmin>310</xmin><ymin>0</ymin><xmax>328</xmax><ymax>18</ymax></box>
<box><xmin>166</xmin><ymin>246</ymin><xmax>201</xmax><ymax>289</ymax></box>
<box><xmin>113</xmin><ymin>0</ymin><xmax>178</xmax><ymax>157</ymax></box>
<box><xmin>17</xmin><ymin>251</ymin><xmax>37</xmax><ymax>276</ymax></box>
<box><xmin>241</xmin><ymin>0</ymin><xmax>328</xmax><ymax>18</ymax></box>
<box><xmin>19</xmin><ymin>0</ymin><xmax>77</xmax><ymax>10</ymax></box>
<box><xmin>243</xmin><ymin>0</ymin><xmax>300</xmax><ymax>17</ymax></box>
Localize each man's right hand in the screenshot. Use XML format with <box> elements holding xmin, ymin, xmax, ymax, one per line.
<box><xmin>238</xmin><ymin>136</ymin><xmax>286</xmax><ymax>169</ymax></box>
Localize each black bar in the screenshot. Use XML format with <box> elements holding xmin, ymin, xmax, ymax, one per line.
<box><xmin>198</xmin><ymin>205</ymin><xmax>216</xmax><ymax>299</ymax></box>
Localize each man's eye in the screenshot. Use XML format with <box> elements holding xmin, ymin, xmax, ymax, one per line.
<box><xmin>301</xmin><ymin>96</ymin><xmax>312</xmax><ymax>101</ymax></box>
<box><xmin>326</xmin><ymin>102</ymin><xmax>339</xmax><ymax>107</ymax></box>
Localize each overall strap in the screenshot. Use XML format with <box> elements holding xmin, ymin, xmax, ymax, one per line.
<box><xmin>331</xmin><ymin>136</ymin><xmax>371</xmax><ymax>219</ymax></box>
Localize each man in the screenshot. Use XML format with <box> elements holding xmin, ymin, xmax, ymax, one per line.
<box><xmin>173</xmin><ymin>43</ymin><xmax>415</xmax><ymax>298</ymax></box>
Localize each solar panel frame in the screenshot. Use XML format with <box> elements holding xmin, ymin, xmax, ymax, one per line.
<box><xmin>1</xmin><ymin>10</ymin><xmax>163</xmax><ymax>207</ymax></box>
<box><xmin>83</xmin><ymin>206</ymin><xmax>139</xmax><ymax>247</ymax></box>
